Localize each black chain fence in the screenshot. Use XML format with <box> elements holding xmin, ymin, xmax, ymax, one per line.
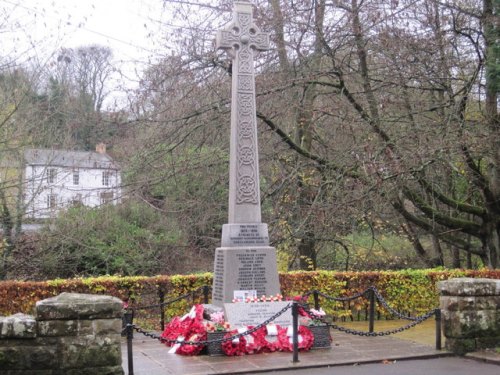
<box><xmin>123</xmin><ymin>285</ymin><xmax>442</xmax><ymax>375</ymax></box>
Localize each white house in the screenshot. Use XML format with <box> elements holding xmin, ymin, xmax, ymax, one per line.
<box><xmin>23</xmin><ymin>144</ymin><xmax>122</xmax><ymax>219</ymax></box>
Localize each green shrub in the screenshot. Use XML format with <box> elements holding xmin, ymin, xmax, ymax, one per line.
<box><xmin>1</xmin><ymin>269</ymin><xmax>498</xmax><ymax>323</ymax></box>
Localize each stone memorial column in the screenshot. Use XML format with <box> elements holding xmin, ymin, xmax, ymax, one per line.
<box><xmin>212</xmin><ymin>1</ymin><xmax>280</xmax><ymax>306</ymax></box>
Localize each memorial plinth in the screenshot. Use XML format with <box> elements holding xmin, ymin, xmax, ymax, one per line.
<box><xmin>212</xmin><ymin>1</ymin><xmax>280</xmax><ymax>306</ymax></box>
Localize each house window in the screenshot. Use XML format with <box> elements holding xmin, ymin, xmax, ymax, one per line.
<box><xmin>47</xmin><ymin>194</ymin><xmax>57</xmax><ymax>209</ymax></box>
<box><xmin>73</xmin><ymin>170</ymin><xmax>79</xmax><ymax>185</ymax></box>
<box><xmin>71</xmin><ymin>194</ymin><xmax>82</xmax><ymax>207</ymax></box>
<box><xmin>47</xmin><ymin>168</ymin><xmax>57</xmax><ymax>183</ymax></box>
<box><xmin>102</xmin><ymin>171</ymin><xmax>111</xmax><ymax>186</ymax></box>
<box><xmin>100</xmin><ymin>192</ymin><xmax>114</xmax><ymax>205</ymax></box>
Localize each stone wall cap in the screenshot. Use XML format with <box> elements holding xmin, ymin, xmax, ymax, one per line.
<box><xmin>438</xmin><ymin>277</ymin><xmax>500</xmax><ymax>296</ymax></box>
<box><xmin>36</xmin><ymin>293</ymin><xmax>123</xmax><ymax>321</ymax></box>
<box><xmin>0</xmin><ymin>313</ymin><xmax>37</xmax><ymax>338</ymax></box>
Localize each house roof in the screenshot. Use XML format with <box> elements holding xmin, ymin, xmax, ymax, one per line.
<box><xmin>24</xmin><ymin>148</ymin><xmax>120</xmax><ymax>170</ymax></box>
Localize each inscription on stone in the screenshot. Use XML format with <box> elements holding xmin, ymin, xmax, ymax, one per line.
<box><xmin>235</xmin><ymin>249</ymin><xmax>268</xmax><ymax>294</ymax></box>
<box><xmin>224</xmin><ymin>301</ymin><xmax>292</xmax><ymax>327</ymax></box>
<box><xmin>221</xmin><ymin>223</ymin><xmax>269</xmax><ymax>247</ymax></box>
<box><xmin>213</xmin><ymin>252</ymin><xmax>225</xmax><ymax>302</ymax></box>
<box><xmin>213</xmin><ymin>247</ymin><xmax>280</xmax><ymax>306</ymax></box>
<box><xmin>230</xmin><ymin>224</ymin><xmax>268</xmax><ymax>246</ymax></box>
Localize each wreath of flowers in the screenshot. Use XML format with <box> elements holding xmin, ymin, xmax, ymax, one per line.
<box><xmin>221</xmin><ymin>329</ymin><xmax>248</xmax><ymax>356</ymax></box>
<box><xmin>175</xmin><ymin>320</ymin><xmax>207</xmax><ymax>356</ymax></box>
<box><xmin>160</xmin><ymin>304</ymin><xmax>206</xmax><ymax>355</ymax></box>
<box><xmin>160</xmin><ymin>316</ymin><xmax>193</xmax><ymax>345</ymax></box>
<box><xmin>242</xmin><ymin>326</ymin><xmax>262</xmax><ymax>354</ymax></box>
<box><xmin>160</xmin><ymin>303</ymin><xmax>317</xmax><ymax>356</ymax></box>
<box><xmin>251</xmin><ymin>325</ymin><xmax>281</xmax><ymax>353</ymax></box>
<box><xmin>277</xmin><ymin>325</ymin><xmax>314</xmax><ymax>352</ymax></box>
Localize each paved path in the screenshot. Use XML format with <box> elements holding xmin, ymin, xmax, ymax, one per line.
<box><xmin>269</xmin><ymin>357</ymin><xmax>500</xmax><ymax>375</ymax></box>
<box><xmin>122</xmin><ymin>329</ymin><xmax>453</xmax><ymax>375</ymax></box>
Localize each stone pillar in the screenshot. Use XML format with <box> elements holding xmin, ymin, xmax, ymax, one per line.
<box><xmin>438</xmin><ymin>278</ymin><xmax>500</xmax><ymax>355</ymax></box>
<box><xmin>0</xmin><ymin>292</ymin><xmax>124</xmax><ymax>374</ymax></box>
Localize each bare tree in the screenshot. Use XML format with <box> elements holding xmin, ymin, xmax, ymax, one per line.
<box><xmin>132</xmin><ymin>0</ymin><xmax>499</xmax><ymax>268</ymax></box>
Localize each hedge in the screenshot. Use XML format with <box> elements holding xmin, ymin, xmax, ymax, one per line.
<box><xmin>1</xmin><ymin>269</ymin><xmax>498</xmax><ymax>322</ymax></box>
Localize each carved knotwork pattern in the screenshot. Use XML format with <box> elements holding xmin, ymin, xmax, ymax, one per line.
<box><xmin>238</xmin><ymin>13</ymin><xmax>251</xmax><ymax>30</ymax></box>
<box><xmin>238</xmin><ymin>94</ymin><xmax>253</xmax><ymax>115</ymax></box>
<box><xmin>239</xmin><ymin>120</ymin><xmax>252</xmax><ymax>138</ymax></box>
<box><xmin>251</xmin><ymin>33</ymin><xmax>270</xmax><ymax>50</ymax></box>
<box><xmin>216</xmin><ymin>9</ymin><xmax>269</xmax><ymax>53</ymax></box>
<box><xmin>237</xmin><ymin>174</ymin><xmax>258</xmax><ymax>204</ymax></box>
<box><xmin>238</xmin><ymin>146</ymin><xmax>254</xmax><ymax>165</ymax></box>
<box><xmin>238</xmin><ymin>75</ymin><xmax>252</xmax><ymax>92</ymax></box>
<box><xmin>218</xmin><ymin>30</ymin><xmax>239</xmax><ymax>48</ymax></box>
<box><xmin>216</xmin><ymin>4</ymin><xmax>268</xmax><ymax>208</ymax></box>
<box><xmin>238</xmin><ymin>48</ymin><xmax>252</xmax><ymax>73</ymax></box>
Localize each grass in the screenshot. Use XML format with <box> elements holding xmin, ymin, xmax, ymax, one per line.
<box><xmin>339</xmin><ymin>319</ymin><xmax>443</xmax><ymax>347</ymax></box>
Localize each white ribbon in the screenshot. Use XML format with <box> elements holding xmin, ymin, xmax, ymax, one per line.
<box><xmin>286</xmin><ymin>325</ymin><xmax>303</xmax><ymax>344</ymax></box>
<box><xmin>180</xmin><ymin>306</ymin><xmax>197</xmax><ymax>321</ymax></box>
<box><xmin>232</xmin><ymin>327</ymin><xmax>247</xmax><ymax>344</ymax></box>
<box><xmin>267</xmin><ymin>324</ymin><xmax>278</xmax><ymax>336</ymax></box>
<box><xmin>168</xmin><ymin>335</ymin><xmax>184</xmax><ymax>354</ymax></box>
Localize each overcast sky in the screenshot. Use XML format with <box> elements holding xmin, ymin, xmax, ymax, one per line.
<box><xmin>1</xmin><ymin>0</ymin><xmax>176</xmax><ymax>106</ymax></box>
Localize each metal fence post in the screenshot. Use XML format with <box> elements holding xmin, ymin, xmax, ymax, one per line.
<box><xmin>159</xmin><ymin>289</ymin><xmax>165</xmax><ymax>331</ymax></box>
<box><xmin>368</xmin><ymin>288</ymin><xmax>375</xmax><ymax>333</ymax></box>
<box><xmin>124</xmin><ymin>310</ymin><xmax>135</xmax><ymax>375</ymax></box>
<box><xmin>292</xmin><ymin>301</ymin><xmax>299</xmax><ymax>363</ymax></box>
<box><xmin>435</xmin><ymin>308</ymin><xmax>442</xmax><ymax>350</ymax></box>
<box><xmin>203</xmin><ymin>285</ymin><xmax>210</xmax><ymax>304</ymax></box>
<box><xmin>313</xmin><ymin>290</ymin><xmax>320</xmax><ymax>310</ymax></box>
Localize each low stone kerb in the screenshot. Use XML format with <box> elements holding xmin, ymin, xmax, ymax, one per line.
<box><xmin>437</xmin><ymin>278</ymin><xmax>500</xmax><ymax>296</ymax></box>
<box><xmin>36</xmin><ymin>292</ymin><xmax>123</xmax><ymax>321</ymax></box>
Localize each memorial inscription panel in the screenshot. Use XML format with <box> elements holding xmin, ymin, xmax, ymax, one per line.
<box><xmin>212</xmin><ymin>247</ymin><xmax>280</xmax><ymax>304</ymax></box>
<box><xmin>224</xmin><ymin>301</ymin><xmax>292</xmax><ymax>327</ymax></box>
<box><xmin>221</xmin><ymin>223</ymin><xmax>269</xmax><ymax>247</ymax></box>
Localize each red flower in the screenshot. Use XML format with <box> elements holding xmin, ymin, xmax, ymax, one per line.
<box><xmin>160</xmin><ymin>304</ymin><xmax>206</xmax><ymax>350</ymax></box>
<box><xmin>160</xmin><ymin>316</ymin><xmax>192</xmax><ymax>346</ymax></box>
<box><xmin>175</xmin><ymin>321</ymin><xmax>207</xmax><ymax>356</ymax></box>
<box><xmin>277</xmin><ymin>325</ymin><xmax>314</xmax><ymax>352</ymax></box>
<box><xmin>221</xmin><ymin>330</ymin><xmax>247</xmax><ymax>356</ymax></box>
<box><xmin>251</xmin><ymin>325</ymin><xmax>282</xmax><ymax>353</ymax></box>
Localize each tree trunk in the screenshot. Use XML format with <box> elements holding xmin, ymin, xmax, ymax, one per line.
<box><xmin>451</xmin><ymin>246</ymin><xmax>461</xmax><ymax>268</ymax></box>
<box><xmin>431</xmin><ymin>235</ymin><xmax>444</xmax><ymax>267</ymax></box>
<box><xmin>298</xmin><ymin>231</ymin><xmax>317</xmax><ymax>270</ymax></box>
<box><xmin>0</xmin><ymin>187</ymin><xmax>14</xmax><ymax>280</ymax></box>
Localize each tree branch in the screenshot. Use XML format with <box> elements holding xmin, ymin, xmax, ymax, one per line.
<box><xmin>392</xmin><ymin>199</ymin><xmax>483</xmax><ymax>255</ymax></box>
<box><xmin>417</xmin><ymin>175</ymin><xmax>486</xmax><ymax>217</ymax></box>
<box><xmin>256</xmin><ymin>111</ymin><xmax>358</xmax><ymax>178</ymax></box>
<box><xmin>402</xmin><ymin>187</ymin><xmax>482</xmax><ymax>236</ymax></box>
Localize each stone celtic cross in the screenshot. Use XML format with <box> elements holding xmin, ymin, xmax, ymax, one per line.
<box><xmin>216</xmin><ymin>0</ymin><xmax>269</xmax><ymax>224</ymax></box>
<box><xmin>212</xmin><ymin>1</ymin><xmax>279</xmax><ymax>306</ymax></box>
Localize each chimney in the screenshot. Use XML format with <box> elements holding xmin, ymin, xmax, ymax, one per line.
<box><xmin>96</xmin><ymin>143</ymin><xmax>106</xmax><ymax>154</ymax></box>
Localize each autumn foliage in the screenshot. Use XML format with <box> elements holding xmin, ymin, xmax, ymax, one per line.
<box><xmin>0</xmin><ymin>269</ymin><xmax>498</xmax><ymax>319</ymax></box>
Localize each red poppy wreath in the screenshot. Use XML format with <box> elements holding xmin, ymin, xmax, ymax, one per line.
<box><xmin>251</xmin><ymin>325</ymin><xmax>282</xmax><ymax>353</ymax></box>
<box><xmin>175</xmin><ymin>321</ymin><xmax>207</xmax><ymax>356</ymax></box>
<box><xmin>277</xmin><ymin>325</ymin><xmax>314</xmax><ymax>352</ymax></box>
<box><xmin>221</xmin><ymin>329</ymin><xmax>248</xmax><ymax>356</ymax></box>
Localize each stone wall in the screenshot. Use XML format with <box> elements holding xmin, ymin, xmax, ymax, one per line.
<box><xmin>0</xmin><ymin>293</ymin><xmax>123</xmax><ymax>375</ymax></box>
<box><xmin>438</xmin><ymin>277</ymin><xmax>500</xmax><ymax>355</ymax></box>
